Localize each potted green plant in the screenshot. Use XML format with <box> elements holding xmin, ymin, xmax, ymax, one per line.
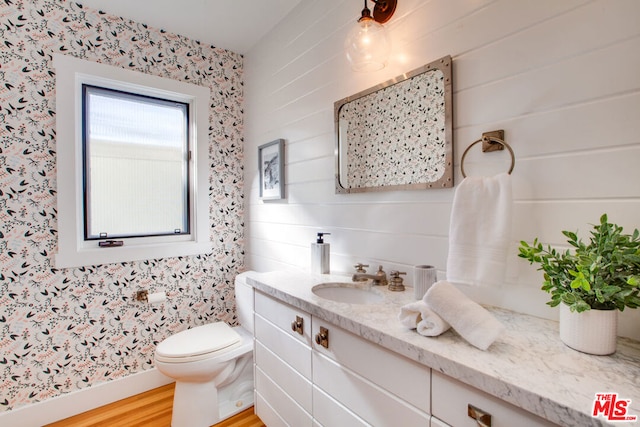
<box><xmin>518</xmin><ymin>214</ymin><xmax>640</xmax><ymax>355</ymax></box>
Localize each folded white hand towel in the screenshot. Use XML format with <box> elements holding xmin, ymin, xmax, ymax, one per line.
<box><xmin>446</xmin><ymin>172</ymin><xmax>512</xmax><ymax>286</ymax></box>
<box><xmin>424</xmin><ymin>281</ymin><xmax>504</xmax><ymax>350</ymax></box>
<box><xmin>398</xmin><ymin>300</ymin><xmax>450</xmax><ymax>337</ymax></box>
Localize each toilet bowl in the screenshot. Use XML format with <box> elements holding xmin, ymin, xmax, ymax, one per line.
<box><xmin>155</xmin><ymin>273</ymin><xmax>255</xmax><ymax>427</ymax></box>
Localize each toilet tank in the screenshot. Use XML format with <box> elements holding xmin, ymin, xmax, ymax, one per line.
<box><xmin>234</xmin><ymin>272</ymin><xmax>255</xmax><ymax>334</ymax></box>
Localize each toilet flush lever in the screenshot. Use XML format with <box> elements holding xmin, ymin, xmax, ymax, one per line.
<box><xmin>291</xmin><ymin>316</ymin><xmax>304</xmax><ymax>335</ymax></box>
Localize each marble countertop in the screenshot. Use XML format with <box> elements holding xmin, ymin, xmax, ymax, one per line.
<box><xmin>245</xmin><ymin>270</ymin><xmax>640</xmax><ymax>427</ymax></box>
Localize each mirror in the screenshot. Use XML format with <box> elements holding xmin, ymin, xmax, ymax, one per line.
<box><xmin>335</xmin><ymin>55</ymin><xmax>453</xmax><ymax>193</ymax></box>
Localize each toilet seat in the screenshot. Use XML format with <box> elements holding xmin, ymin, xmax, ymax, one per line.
<box><xmin>156</xmin><ymin>322</ymin><xmax>241</xmax><ymax>363</ymax></box>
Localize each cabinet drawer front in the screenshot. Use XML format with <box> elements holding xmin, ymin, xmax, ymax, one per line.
<box><xmin>430</xmin><ymin>416</ymin><xmax>450</xmax><ymax>427</ymax></box>
<box><xmin>313</xmin><ymin>385</ymin><xmax>370</xmax><ymax>427</ymax></box>
<box><xmin>255</xmin><ymin>291</ymin><xmax>311</xmax><ymax>346</ymax></box>
<box><xmin>312</xmin><ymin>319</ymin><xmax>430</xmax><ymax>413</ymax></box>
<box><xmin>313</xmin><ymin>352</ymin><xmax>430</xmax><ymax>427</ymax></box>
<box><xmin>255</xmin><ymin>313</ymin><xmax>312</xmax><ymax>379</ymax></box>
<box><xmin>256</xmin><ymin>393</ymin><xmax>287</xmax><ymax>427</ymax></box>
<box><xmin>256</xmin><ymin>367</ymin><xmax>313</xmax><ymax>427</ymax></box>
<box><xmin>255</xmin><ymin>341</ymin><xmax>312</xmax><ymax>413</ymax></box>
<box><xmin>432</xmin><ymin>371</ymin><xmax>556</xmax><ymax>427</ymax></box>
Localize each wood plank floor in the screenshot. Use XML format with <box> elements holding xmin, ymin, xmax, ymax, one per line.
<box><xmin>44</xmin><ymin>383</ymin><xmax>265</xmax><ymax>427</ymax></box>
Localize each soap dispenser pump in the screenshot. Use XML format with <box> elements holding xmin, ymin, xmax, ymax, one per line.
<box><xmin>311</xmin><ymin>232</ymin><xmax>331</xmax><ymax>274</ymax></box>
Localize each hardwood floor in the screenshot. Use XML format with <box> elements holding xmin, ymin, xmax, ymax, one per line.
<box><xmin>44</xmin><ymin>383</ymin><xmax>265</xmax><ymax>427</ymax></box>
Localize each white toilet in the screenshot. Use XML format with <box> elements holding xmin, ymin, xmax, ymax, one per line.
<box><xmin>155</xmin><ymin>273</ymin><xmax>255</xmax><ymax>427</ymax></box>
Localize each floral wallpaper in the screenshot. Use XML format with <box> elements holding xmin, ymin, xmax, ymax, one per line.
<box><xmin>339</xmin><ymin>69</ymin><xmax>446</xmax><ymax>189</ymax></box>
<box><xmin>0</xmin><ymin>0</ymin><xmax>244</xmax><ymax>411</ymax></box>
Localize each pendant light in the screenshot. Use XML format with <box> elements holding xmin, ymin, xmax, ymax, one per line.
<box><xmin>344</xmin><ymin>0</ymin><xmax>397</xmax><ymax>72</ymax></box>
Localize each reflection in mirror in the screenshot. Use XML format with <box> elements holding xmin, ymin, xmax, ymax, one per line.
<box><xmin>335</xmin><ymin>55</ymin><xmax>453</xmax><ymax>193</ymax></box>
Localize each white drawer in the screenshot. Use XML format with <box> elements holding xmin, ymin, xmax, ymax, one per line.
<box><xmin>255</xmin><ymin>341</ymin><xmax>312</xmax><ymax>413</ymax></box>
<box><xmin>313</xmin><ymin>351</ymin><xmax>430</xmax><ymax>427</ymax></box>
<box><xmin>256</xmin><ymin>366</ymin><xmax>313</xmax><ymax>427</ymax></box>
<box><xmin>430</xmin><ymin>416</ymin><xmax>450</xmax><ymax>427</ymax></box>
<box><xmin>255</xmin><ymin>312</ymin><xmax>312</xmax><ymax>379</ymax></box>
<box><xmin>256</xmin><ymin>391</ymin><xmax>287</xmax><ymax>427</ymax></box>
<box><xmin>432</xmin><ymin>371</ymin><xmax>556</xmax><ymax>427</ymax></box>
<box><xmin>313</xmin><ymin>385</ymin><xmax>370</xmax><ymax>427</ymax></box>
<box><xmin>255</xmin><ymin>291</ymin><xmax>311</xmax><ymax>346</ymax></box>
<box><xmin>312</xmin><ymin>318</ymin><xmax>430</xmax><ymax>413</ymax></box>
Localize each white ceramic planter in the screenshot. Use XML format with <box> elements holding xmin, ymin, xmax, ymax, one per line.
<box><xmin>559</xmin><ymin>304</ymin><xmax>618</xmax><ymax>355</ymax></box>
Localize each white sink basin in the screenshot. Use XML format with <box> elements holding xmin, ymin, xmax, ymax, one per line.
<box><xmin>312</xmin><ymin>283</ymin><xmax>383</xmax><ymax>304</ymax></box>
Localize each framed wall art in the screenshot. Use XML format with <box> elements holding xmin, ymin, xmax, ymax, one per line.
<box><xmin>258</xmin><ymin>139</ymin><xmax>285</xmax><ymax>200</ymax></box>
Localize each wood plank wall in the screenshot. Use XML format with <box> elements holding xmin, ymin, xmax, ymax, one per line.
<box><xmin>243</xmin><ymin>0</ymin><xmax>640</xmax><ymax>340</ymax></box>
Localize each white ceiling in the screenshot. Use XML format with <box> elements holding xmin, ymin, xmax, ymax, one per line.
<box><xmin>77</xmin><ymin>0</ymin><xmax>302</xmax><ymax>54</ymax></box>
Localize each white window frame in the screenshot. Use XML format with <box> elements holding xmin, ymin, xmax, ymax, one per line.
<box><xmin>54</xmin><ymin>54</ymin><xmax>211</xmax><ymax>268</ymax></box>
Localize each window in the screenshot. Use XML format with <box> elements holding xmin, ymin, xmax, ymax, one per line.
<box><xmin>54</xmin><ymin>54</ymin><xmax>211</xmax><ymax>268</ymax></box>
<box><xmin>82</xmin><ymin>86</ymin><xmax>190</xmax><ymax>240</ymax></box>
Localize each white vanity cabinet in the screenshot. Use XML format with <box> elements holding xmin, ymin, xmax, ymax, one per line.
<box><xmin>254</xmin><ymin>291</ymin><xmax>313</xmax><ymax>427</ymax></box>
<box><xmin>246</xmin><ymin>272</ymin><xmax>638</xmax><ymax>426</ymax></box>
<box><xmin>253</xmin><ymin>290</ymin><xmax>430</xmax><ymax>427</ymax></box>
<box><xmin>253</xmin><ymin>288</ymin><xmax>556</xmax><ymax>427</ymax></box>
<box><xmin>431</xmin><ymin>371</ymin><xmax>556</xmax><ymax>427</ymax></box>
<box><xmin>311</xmin><ymin>318</ymin><xmax>431</xmax><ymax>427</ymax></box>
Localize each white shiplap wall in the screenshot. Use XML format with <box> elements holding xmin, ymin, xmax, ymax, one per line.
<box><xmin>243</xmin><ymin>0</ymin><xmax>640</xmax><ymax>340</ymax></box>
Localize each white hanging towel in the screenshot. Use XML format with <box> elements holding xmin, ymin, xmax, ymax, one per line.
<box><xmin>446</xmin><ymin>172</ymin><xmax>512</xmax><ymax>286</ymax></box>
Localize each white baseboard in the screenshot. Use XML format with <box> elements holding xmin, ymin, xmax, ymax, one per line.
<box><xmin>0</xmin><ymin>368</ymin><xmax>173</xmax><ymax>427</ymax></box>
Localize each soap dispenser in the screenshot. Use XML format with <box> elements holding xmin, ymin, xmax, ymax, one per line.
<box><xmin>311</xmin><ymin>232</ymin><xmax>331</xmax><ymax>274</ymax></box>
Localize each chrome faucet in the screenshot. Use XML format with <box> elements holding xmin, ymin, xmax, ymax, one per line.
<box><xmin>352</xmin><ymin>265</ymin><xmax>388</xmax><ymax>286</ymax></box>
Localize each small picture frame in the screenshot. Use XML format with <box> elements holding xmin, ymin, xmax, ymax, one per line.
<box><xmin>258</xmin><ymin>139</ymin><xmax>285</xmax><ymax>200</ymax></box>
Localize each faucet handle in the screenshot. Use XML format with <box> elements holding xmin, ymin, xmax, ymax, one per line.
<box><xmin>375</xmin><ymin>265</ymin><xmax>388</xmax><ymax>286</ymax></box>
<box><xmin>354</xmin><ymin>263</ymin><xmax>369</xmax><ymax>273</ymax></box>
<box><xmin>388</xmin><ymin>270</ymin><xmax>406</xmax><ymax>292</ymax></box>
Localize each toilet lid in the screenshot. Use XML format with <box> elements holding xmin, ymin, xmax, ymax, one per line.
<box><xmin>156</xmin><ymin>322</ymin><xmax>241</xmax><ymax>359</ymax></box>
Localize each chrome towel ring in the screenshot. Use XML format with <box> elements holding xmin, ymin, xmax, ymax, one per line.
<box><xmin>460</xmin><ymin>131</ymin><xmax>515</xmax><ymax>178</ymax></box>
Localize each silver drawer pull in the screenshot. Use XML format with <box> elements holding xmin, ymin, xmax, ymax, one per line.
<box><xmin>468</xmin><ymin>404</ymin><xmax>492</xmax><ymax>427</ymax></box>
